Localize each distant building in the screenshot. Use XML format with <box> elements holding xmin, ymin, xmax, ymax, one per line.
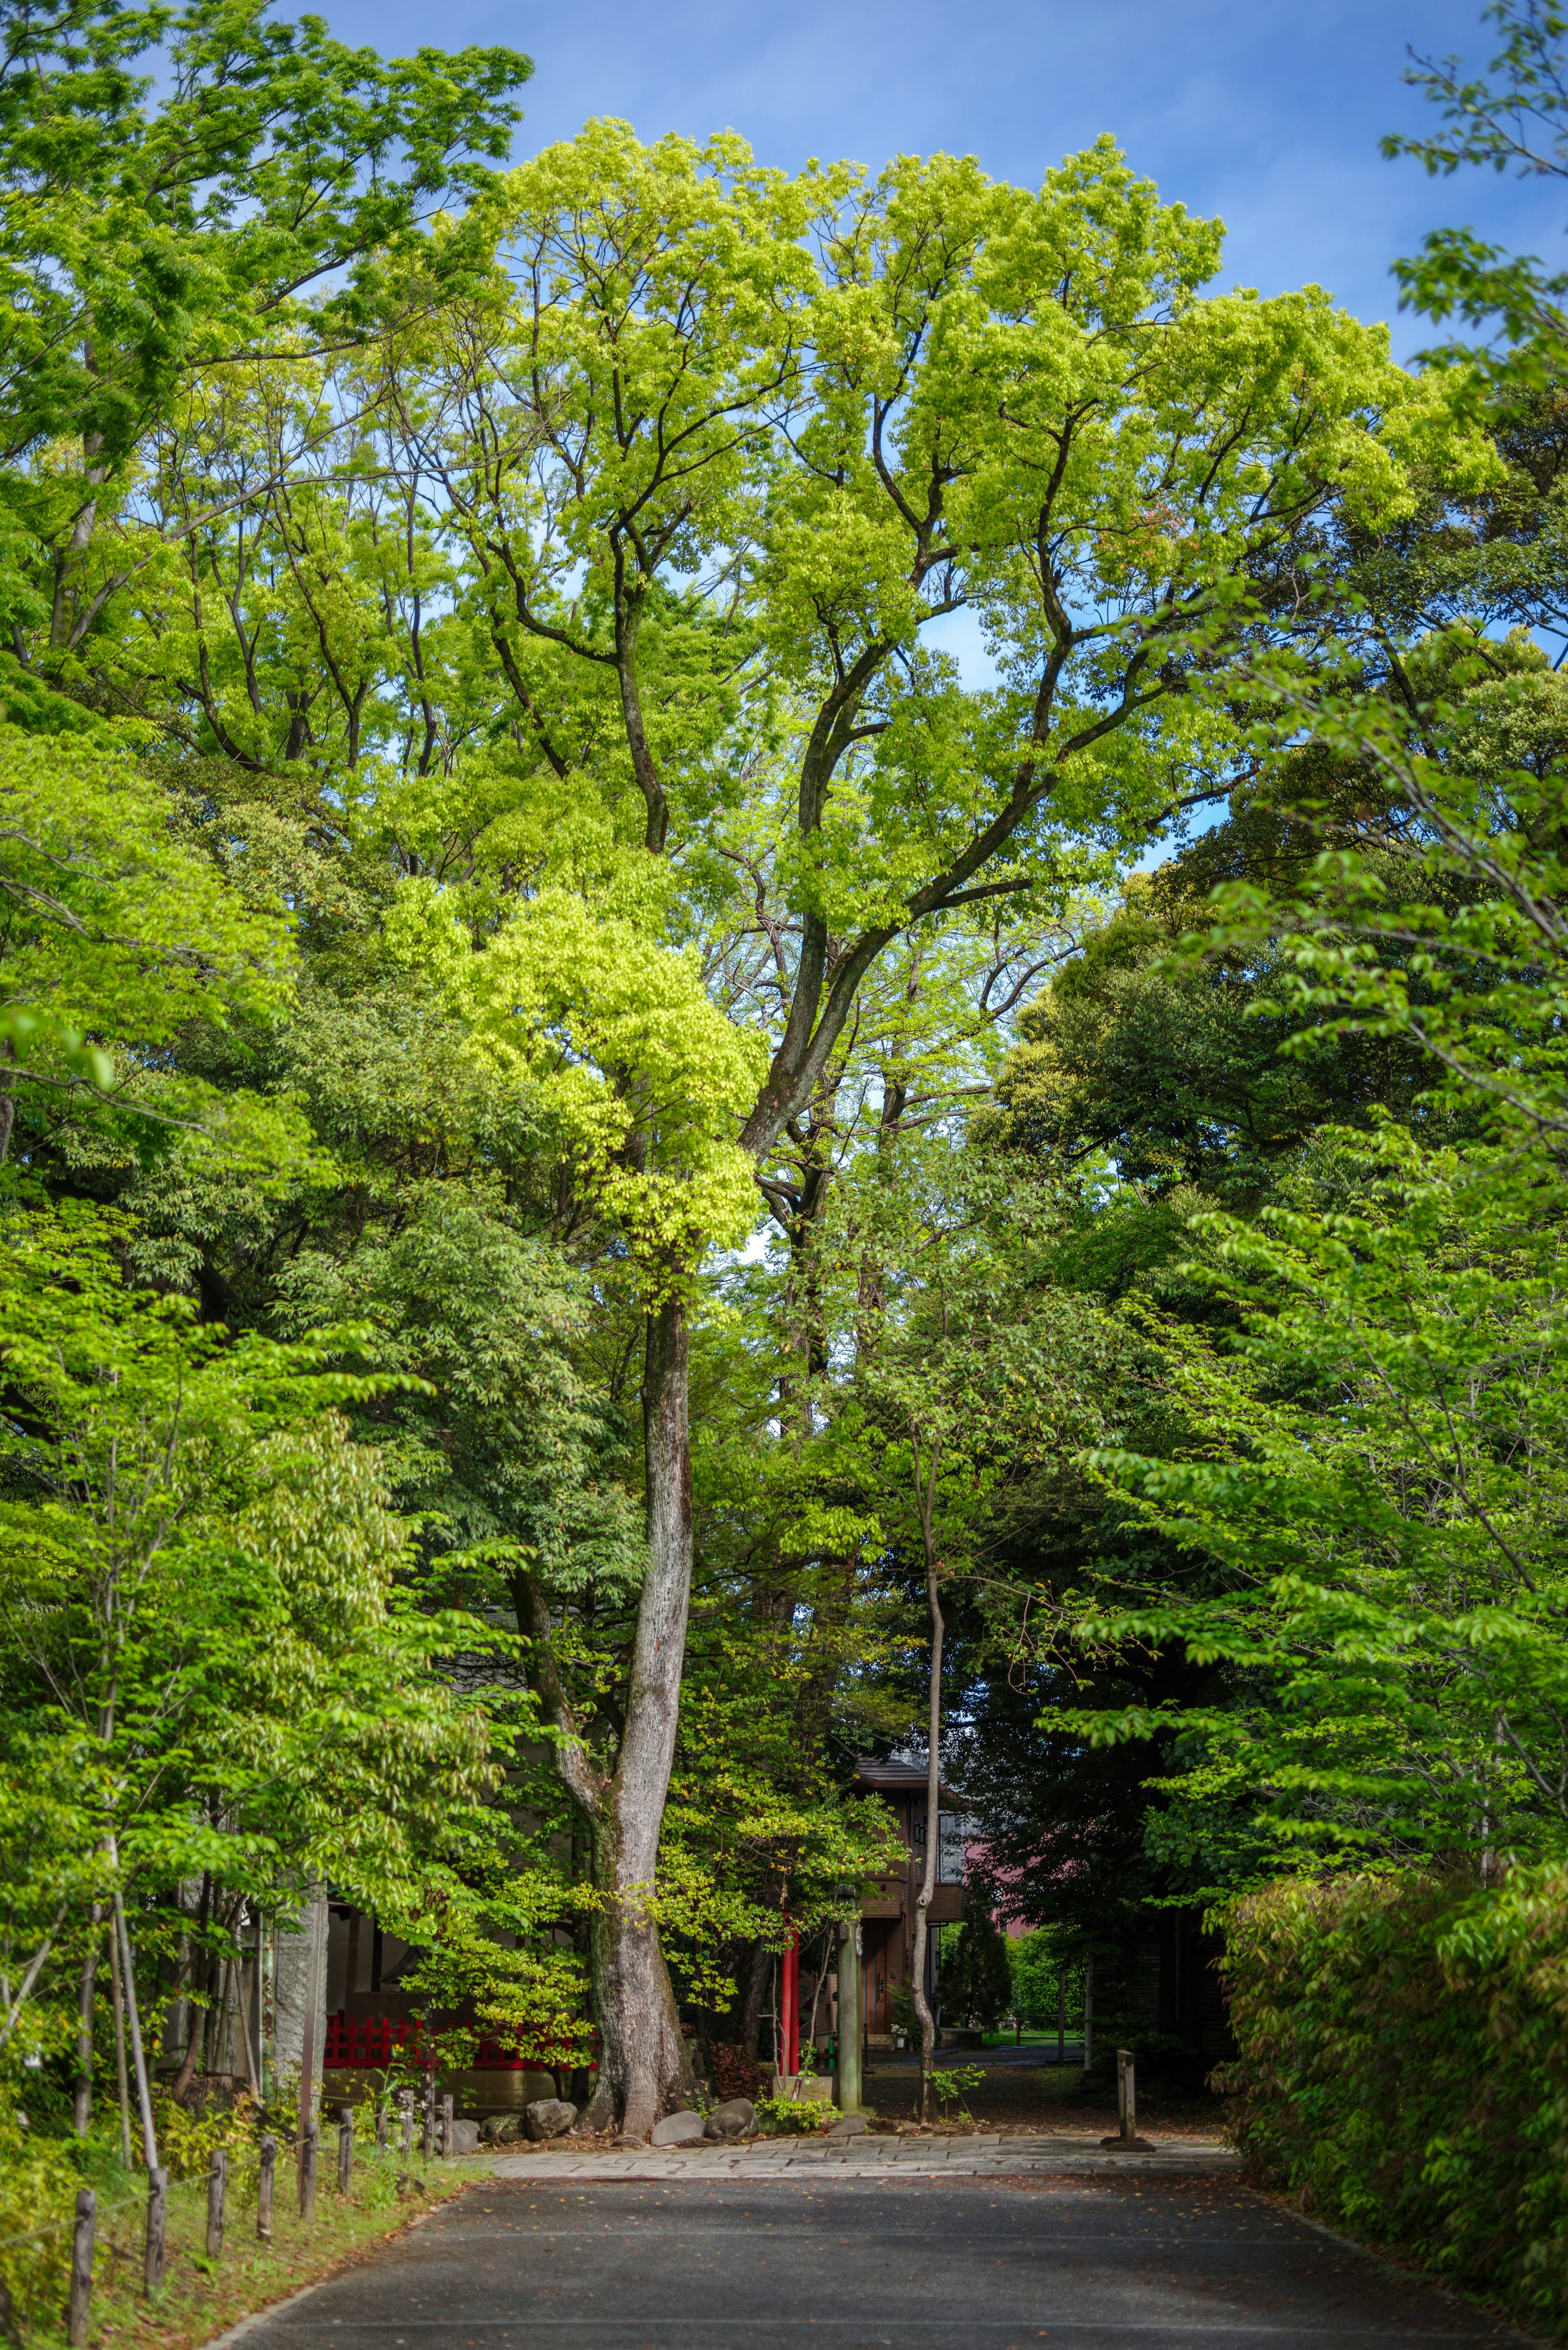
<box><xmin>850</xmin><ymin>1759</ymin><xmax>967</xmax><ymax>2046</ymax></box>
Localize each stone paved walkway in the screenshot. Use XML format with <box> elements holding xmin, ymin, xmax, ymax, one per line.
<box><xmin>490</xmin><ymin>2130</ymin><xmax>1243</xmax><ymax>2184</ymax></box>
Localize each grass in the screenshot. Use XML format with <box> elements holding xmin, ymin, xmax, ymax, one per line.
<box><xmin>14</xmin><ymin>2144</ymin><xmax>487</xmax><ymax>2350</ymax></box>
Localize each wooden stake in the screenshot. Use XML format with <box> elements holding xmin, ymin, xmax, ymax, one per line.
<box><xmin>1057</xmin><ymin>1967</ymin><xmax>1066</xmax><ymax>2067</ymax></box>
<box><xmin>257</xmin><ymin>2136</ymin><xmax>275</xmax><ymax>2242</ymax></box>
<box><xmin>1100</xmin><ymin>2046</ymin><xmax>1154</xmax><ymax>2151</ymax></box>
<box><xmin>299</xmin><ymin>2122</ymin><xmax>318</xmax><ymax>2222</ymax></box>
<box><xmin>338</xmin><ymin>2106</ymin><xmax>354</xmax><ymax>2194</ymax></box>
<box><xmin>440</xmin><ymin>2094</ymin><xmax>453</xmax><ymax>2160</ymax></box>
<box><xmin>206</xmin><ymin>2148</ymin><xmax>226</xmax><ymax>2258</ymax></box>
<box><xmin>144</xmin><ymin>2167</ymin><xmax>167</xmax><ymax>2297</ymax></box>
<box><xmin>375</xmin><ymin>2097</ymin><xmax>388</xmax><ymax>2156</ymax></box>
<box><xmin>67</xmin><ymin>2188</ymin><xmax>94</xmax><ymax>2347</ymax></box>
<box><xmin>421</xmin><ymin>2075</ymin><xmax>434</xmax><ymax>2163</ymax></box>
<box><xmin>399</xmin><ymin>2088</ymin><xmax>413</xmax><ymax>2159</ymax></box>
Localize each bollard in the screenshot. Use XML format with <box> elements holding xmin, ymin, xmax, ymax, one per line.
<box><xmin>144</xmin><ymin>2167</ymin><xmax>168</xmax><ymax>2296</ymax></box>
<box><xmin>440</xmin><ymin>2094</ymin><xmax>453</xmax><ymax>2160</ymax></box>
<box><xmin>299</xmin><ymin>2121</ymin><xmax>318</xmax><ymax>2221</ymax></box>
<box><xmin>257</xmin><ymin>2135</ymin><xmax>276</xmax><ymax>2241</ymax></box>
<box><xmin>339</xmin><ymin>2106</ymin><xmax>354</xmax><ymax>2194</ymax></box>
<box><xmin>207</xmin><ymin>2147</ymin><xmax>227</xmax><ymax>2258</ymax></box>
<box><xmin>67</xmin><ymin>2187</ymin><xmax>95</xmax><ymax>2347</ymax></box>
<box><xmin>1100</xmin><ymin>2046</ymin><xmax>1154</xmax><ymax>2151</ymax></box>
<box><xmin>399</xmin><ymin>2088</ymin><xmax>413</xmax><ymax>2159</ymax></box>
<box><xmin>421</xmin><ymin>2075</ymin><xmax>434</xmax><ymax>2163</ymax></box>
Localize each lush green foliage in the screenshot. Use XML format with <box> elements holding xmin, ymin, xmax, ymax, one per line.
<box><xmin>1221</xmin><ymin>1869</ymin><xmax>1568</xmax><ymax>2338</ymax></box>
<box><xmin>9</xmin><ymin>0</ymin><xmax>1568</xmax><ymax>2264</ymax></box>
<box><xmin>937</xmin><ymin>1910</ymin><xmax>1013</xmax><ymax>2031</ymax></box>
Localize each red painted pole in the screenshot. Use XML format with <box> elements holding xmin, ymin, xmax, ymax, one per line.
<box><xmin>781</xmin><ymin>1923</ymin><xmax>800</xmax><ymax>2079</ymax></box>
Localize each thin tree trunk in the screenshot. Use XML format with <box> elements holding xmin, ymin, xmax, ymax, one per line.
<box><xmin>114</xmin><ymin>1895</ymin><xmax>159</xmax><ymax>2169</ymax></box>
<box><xmin>739</xmin><ymin>1935</ymin><xmax>773</xmax><ymax>2061</ymax></box>
<box><xmin>72</xmin><ymin>1914</ymin><xmax>101</xmax><ymax>2136</ymax></box>
<box><xmin>170</xmin><ymin>1874</ymin><xmax>212</xmax><ymax>2106</ymax></box>
<box><xmin>909</xmin><ymin>1435</ymin><xmax>945</xmax><ymax>2126</ymax></box>
<box><xmin>107</xmin><ymin>1911</ymin><xmax>132</xmax><ymax>2165</ymax></box>
<box><xmin>587</xmin><ymin>1293</ymin><xmax>699</xmax><ymax>2138</ymax></box>
<box><xmin>805</xmin><ymin>1926</ymin><xmax>831</xmax><ymax>2066</ymax></box>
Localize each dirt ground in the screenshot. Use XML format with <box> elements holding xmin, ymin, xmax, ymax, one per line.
<box><xmin>859</xmin><ymin>2048</ymin><xmax>1231</xmax><ymax>2140</ymax></box>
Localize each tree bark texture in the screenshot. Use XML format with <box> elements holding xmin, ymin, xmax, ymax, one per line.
<box><xmin>537</xmin><ymin>1293</ymin><xmax>697</xmax><ymax>2138</ymax></box>
<box><xmin>909</xmin><ymin>1545</ymin><xmax>945</xmax><ymax>2126</ymax></box>
<box><xmin>589</xmin><ymin>1294</ymin><xmax>698</xmax><ymax>2136</ymax></box>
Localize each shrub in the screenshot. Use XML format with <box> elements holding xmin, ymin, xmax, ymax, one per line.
<box><xmin>1220</xmin><ymin>1868</ymin><xmax>1568</xmax><ymax>2340</ymax></box>
<box><xmin>755</xmin><ymin>2092</ymin><xmax>838</xmax><ymax>2135</ymax></box>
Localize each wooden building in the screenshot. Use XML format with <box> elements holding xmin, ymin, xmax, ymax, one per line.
<box><xmin>851</xmin><ymin>1759</ymin><xmax>967</xmax><ymax>2045</ymax></box>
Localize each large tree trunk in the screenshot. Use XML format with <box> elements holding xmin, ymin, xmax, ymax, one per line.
<box><xmin>570</xmin><ymin>1293</ymin><xmax>697</xmax><ymax>2137</ymax></box>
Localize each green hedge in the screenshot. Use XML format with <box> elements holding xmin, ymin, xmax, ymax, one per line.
<box><xmin>1219</xmin><ymin>1868</ymin><xmax>1568</xmax><ymax>2339</ymax></box>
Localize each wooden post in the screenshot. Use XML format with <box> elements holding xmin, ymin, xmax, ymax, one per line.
<box><xmin>440</xmin><ymin>2094</ymin><xmax>453</xmax><ymax>2160</ymax></box>
<box><xmin>338</xmin><ymin>2106</ymin><xmax>354</xmax><ymax>2193</ymax></box>
<box><xmin>144</xmin><ymin>2168</ymin><xmax>167</xmax><ymax>2297</ymax></box>
<box><xmin>1083</xmin><ymin>1953</ymin><xmax>1094</xmax><ymax>2073</ymax></box>
<box><xmin>206</xmin><ymin>2148</ymin><xmax>226</xmax><ymax>2258</ymax></box>
<box><xmin>1100</xmin><ymin>2047</ymin><xmax>1154</xmax><ymax>2150</ymax></box>
<box><xmin>67</xmin><ymin>2188</ymin><xmax>94</xmax><ymax>2347</ymax></box>
<box><xmin>299</xmin><ymin>2122</ymin><xmax>318</xmax><ymax>2221</ymax></box>
<box><xmin>376</xmin><ymin>2097</ymin><xmax>388</xmax><ymax>2156</ymax></box>
<box><xmin>257</xmin><ymin>2135</ymin><xmax>276</xmax><ymax>2241</ymax></box>
<box><xmin>1057</xmin><ymin>1967</ymin><xmax>1066</xmax><ymax>2067</ymax></box>
<box><xmin>399</xmin><ymin>2088</ymin><xmax>413</xmax><ymax>2159</ymax></box>
<box><xmin>421</xmin><ymin>2075</ymin><xmax>434</xmax><ymax>2162</ymax></box>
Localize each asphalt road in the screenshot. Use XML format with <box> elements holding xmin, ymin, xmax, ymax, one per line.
<box><xmin>227</xmin><ymin>2173</ymin><xmax>1545</xmax><ymax>2350</ymax></box>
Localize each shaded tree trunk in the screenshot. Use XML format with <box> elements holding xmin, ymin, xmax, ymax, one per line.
<box><xmin>169</xmin><ymin>1874</ymin><xmax>212</xmax><ymax>2106</ymax></box>
<box><xmin>739</xmin><ymin>1934</ymin><xmax>775</xmax><ymax>2062</ymax></box>
<box><xmin>909</xmin><ymin>1437</ymin><xmax>946</xmax><ymax>2126</ymax></box>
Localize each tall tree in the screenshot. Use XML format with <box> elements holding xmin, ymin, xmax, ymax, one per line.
<box><xmin>348</xmin><ymin>123</ymin><xmax>1489</xmax><ymax>2131</ymax></box>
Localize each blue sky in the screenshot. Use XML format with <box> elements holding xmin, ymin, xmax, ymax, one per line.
<box><xmin>325</xmin><ymin>0</ymin><xmax>1562</xmax><ymax>349</ymax></box>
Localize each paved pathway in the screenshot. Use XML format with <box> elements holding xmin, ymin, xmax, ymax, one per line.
<box><xmin>223</xmin><ymin>2152</ymin><xmax>1546</xmax><ymax>2349</ymax></box>
<box><xmin>491</xmin><ymin>2130</ymin><xmax>1241</xmax><ymax>2183</ymax></box>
